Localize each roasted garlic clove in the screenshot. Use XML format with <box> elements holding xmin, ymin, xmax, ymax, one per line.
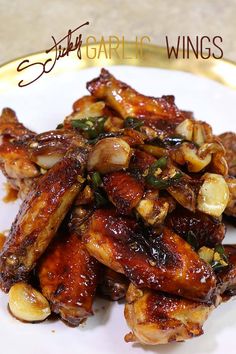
<box><xmin>136</xmin><ymin>198</ymin><xmax>169</xmax><ymax>226</ymax></box>
<box><xmin>87</xmin><ymin>137</ymin><xmax>131</xmax><ymax>173</ymax></box>
<box><xmin>181</xmin><ymin>143</ymin><xmax>211</xmax><ymax>172</ymax></box>
<box><xmin>197</xmin><ymin>173</ymin><xmax>229</xmax><ymax>217</ymax></box>
<box><xmin>193</xmin><ymin>123</ymin><xmax>205</xmax><ymax>146</ymax></box>
<box><xmin>8</xmin><ymin>282</ymin><xmax>51</xmax><ymax>322</ymax></box>
<box><xmin>198</xmin><ymin>246</ymin><xmax>214</xmax><ymax>264</ymax></box>
<box><xmin>176</xmin><ymin>119</ymin><xmax>193</xmax><ymax>141</ymax></box>
<box><xmin>33</xmin><ymin>154</ymin><xmax>63</xmax><ymax>169</ymax></box>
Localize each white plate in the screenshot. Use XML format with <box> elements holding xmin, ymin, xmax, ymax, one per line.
<box><xmin>0</xmin><ymin>65</ymin><xmax>236</xmax><ymax>354</ymax></box>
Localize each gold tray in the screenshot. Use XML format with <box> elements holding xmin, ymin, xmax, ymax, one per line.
<box><xmin>1</xmin><ymin>42</ymin><xmax>236</xmax><ymax>91</ymax></box>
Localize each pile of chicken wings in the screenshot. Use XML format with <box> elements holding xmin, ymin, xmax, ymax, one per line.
<box><xmin>0</xmin><ymin>69</ymin><xmax>236</xmax><ymax>345</ymax></box>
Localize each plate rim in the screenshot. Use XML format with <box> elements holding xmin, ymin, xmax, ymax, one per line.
<box><xmin>0</xmin><ymin>42</ymin><xmax>236</xmax><ymax>91</ymax></box>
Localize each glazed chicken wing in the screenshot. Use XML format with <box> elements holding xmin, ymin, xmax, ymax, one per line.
<box><xmin>98</xmin><ymin>267</ymin><xmax>128</xmax><ymax>301</ymax></box>
<box><xmin>0</xmin><ymin>147</ymin><xmax>88</xmax><ymax>292</ymax></box>
<box><xmin>83</xmin><ymin>209</ymin><xmax>216</xmax><ymax>302</ymax></box>
<box><xmin>38</xmin><ymin>231</ymin><xmax>100</xmax><ymax>326</ymax></box>
<box><xmin>217</xmin><ymin>245</ymin><xmax>236</xmax><ymax>297</ymax></box>
<box><xmin>124</xmin><ymin>283</ymin><xmax>216</xmax><ymax>345</ymax></box>
<box><xmin>103</xmin><ymin>171</ymin><xmax>144</xmax><ymax>215</ymax></box>
<box><xmin>0</xmin><ymin>108</ymin><xmax>39</xmax><ymax>198</ymax></box>
<box><xmin>0</xmin><ymin>108</ymin><xmax>35</xmax><ymax>141</ymax></box>
<box><xmin>219</xmin><ymin>132</ymin><xmax>236</xmax><ymax>177</ymax></box>
<box><xmin>86</xmin><ymin>69</ymin><xmax>185</xmax><ymax>131</ymax></box>
<box><xmin>27</xmin><ymin>129</ymin><xmax>86</xmax><ymax>170</ymax></box>
<box><xmin>166</xmin><ymin>207</ymin><xmax>226</xmax><ymax>248</ymax></box>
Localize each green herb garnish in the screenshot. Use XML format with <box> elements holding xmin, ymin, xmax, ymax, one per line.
<box><xmin>71</xmin><ymin>116</ymin><xmax>106</xmax><ymax>139</ymax></box>
<box><xmin>214</xmin><ymin>244</ymin><xmax>227</xmax><ymax>261</ymax></box>
<box><xmin>91</xmin><ymin>172</ymin><xmax>102</xmax><ymax>189</ymax></box>
<box><xmin>149</xmin><ymin>157</ymin><xmax>168</xmax><ymax>174</ymax></box>
<box><xmin>124</xmin><ymin>117</ymin><xmax>144</xmax><ymax>130</ymax></box>
<box><xmin>145</xmin><ymin>157</ymin><xmax>182</xmax><ymax>190</ymax></box>
<box><xmin>186</xmin><ymin>231</ymin><xmax>199</xmax><ymax>250</ymax></box>
<box><xmin>211</xmin><ymin>244</ymin><xmax>228</xmax><ymax>272</ymax></box>
<box><xmin>150</xmin><ymin>135</ymin><xmax>199</xmax><ymax>148</ymax></box>
<box><xmin>146</xmin><ymin>172</ymin><xmax>182</xmax><ymax>189</ymax></box>
<box><xmin>94</xmin><ymin>190</ymin><xmax>108</xmax><ymax>208</ymax></box>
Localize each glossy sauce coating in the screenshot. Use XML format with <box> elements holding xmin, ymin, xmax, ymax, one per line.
<box><xmin>38</xmin><ymin>232</ymin><xmax>100</xmax><ymax>326</ymax></box>
<box><xmin>83</xmin><ymin>209</ymin><xmax>216</xmax><ymax>302</ymax></box>
<box><xmin>86</xmin><ymin>69</ymin><xmax>185</xmax><ymax>132</ymax></box>
<box><xmin>0</xmin><ymin>149</ymin><xmax>87</xmax><ymax>292</ymax></box>
<box><xmin>103</xmin><ymin>171</ymin><xmax>144</xmax><ymax>214</ymax></box>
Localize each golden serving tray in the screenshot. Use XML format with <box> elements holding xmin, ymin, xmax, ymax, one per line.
<box><xmin>0</xmin><ymin>42</ymin><xmax>236</xmax><ymax>92</ymax></box>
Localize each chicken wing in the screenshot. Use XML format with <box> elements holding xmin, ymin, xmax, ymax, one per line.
<box><xmin>124</xmin><ymin>283</ymin><xmax>216</xmax><ymax>345</ymax></box>
<box><xmin>86</xmin><ymin>69</ymin><xmax>185</xmax><ymax>132</ymax></box>
<box><xmin>83</xmin><ymin>209</ymin><xmax>216</xmax><ymax>302</ymax></box>
<box><xmin>28</xmin><ymin>129</ymin><xmax>86</xmax><ymax>170</ymax></box>
<box><xmin>0</xmin><ymin>142</ymin><xmax>39</xmax><ymax>180</ymax></box>
<box><xmin>38</xmin><ymin>231</ymin><xmax>100</xmax><ymax>326</ymax></box>
<box><xmin>0</xmin><ymin>108</ymin><xmax>39</xmax><ymax>198</ymax></box>
<box><xmin>103</xmin><ymin>171</ymin><xmax>144</xmax><ymax>215</ymax></box>
<box><xmin>166</xmin><ymin>207</ymin><xmax>226</xmax><ymax>248</ymax></box>
<box><xmin>0</xmin><ymin>147</ymin><xmax>88</xmax><ymax>292</ymax></box>
<box><xmin>98</xmin><ymin>267</ymin><xmax>128</xmax><ymax>301</ymax></box>
<box><xmin>217</xmin><ymin>245</ymin><xmax>236</xmax><ymax>297</ymax></box>
<box><xmin>219</xmin><ymin>132</ymin><xmax>236</xmax><ymax>177</ymax></box>
<box><xmin>0</xmin><ymin>108</ymin><xmax>35</xmax><ymax>142</ymax></box>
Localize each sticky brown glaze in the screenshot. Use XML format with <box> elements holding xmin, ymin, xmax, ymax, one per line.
<box><xmin>219</xmin><ymin>132</ymin><xmax>236</xmax><ymax>177</ymax></box>
<box><xmin>86</xmin><ymin>69</ymin><xmax>185</xmax><ymax>132</ymax></box>
<box><xmin>83</xmin><ymin>209</ymin><xmax>216</xmax><ymax>302</ymax></box>
<box><xmin>217</xmin><ymin>245</ymin><xmax>236</xmax><ymax>297</ymax></box>
<box><xmin>0</xmin><ymin>233</ymin><xmax>6</xmax><ymax>250</ymax></box>
<box><xmin>0</xmin><ymin>142</ymin><xmax>40</xmax><ymax>180</ymax></box>
<box><xmin>121</xmin><ymin>129</ymin><xmax>145</xmax><ymax>146</ymax></box>
<box><xmin>72</xmin><ymin>95</ymin><xmax>98</xmax><ymax>112</ymax></box>
<box><xmin>124</xmin><ymin>283</ymin><xmax>215</xmax><ymax>345</ymax></box>
<box><xmin>103</xmin><ymin>171</ymin><xmax>144</xmax><ymax>215</ymax></box>
<box><xmin>98</xmin><ymin>267</ymin><xmax>128</xmax><ymax>301</ymax></box>
<box><xmin>166</xmin><ymin>207</ymin><xmax>226</xmax><ymax>248</ymax></box>
<box><xmin>130</xmin><ymin>149</ymin><xmax>156</xmax><ymax>174</ymax></box>
<box><xmin>3</xmin><ymin>183</ymin><xmax>18</xmax><ymax>203</ymax></box>
<box><xmin>28</xmin><ymin>130</ymin><xmax>86</xmax><ymax>168</ymax></box>
<box><xmin>0</xmin><ymin>108</ymin><xmax>35</xmax><ymax>141</ymax></box>
<box><xmin>0</xmin><ymin>147</ymin><xmax>88</xmax><ymax>292</ymax></box>
<box><xmin>38</xmin><ymin>232</ymin><xmax>100</xmax><ymax>326</ymax></box>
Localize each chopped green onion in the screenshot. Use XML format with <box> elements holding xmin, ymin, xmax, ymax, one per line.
<box><xmin>145</xmin><ymin>172</ymin><xmax>182</xmax><ymax>189</ymax></box>
<box><xmin>91</xmin><ymin>172</ymin><xmax>102</xmax><ymax>189</ymax></box>
<box><xmin>149</xmin><ymin>157</ymin><xmax>168</xmax><ymax>174</ymax></box>
<box><xmin>186</xmin><ymin>231</ymin><xmax>199</xmax><ymax>250</ymax></box>
<box><xmin>150</xmin><ymin>135</ymin><xmax>199</xmax><ymax>148</ymax></box>
<box><xmin>124</xmin><ymin>117</ymin><xmax>144</xmax><ymax>130</ymax></box>
<box><xmin>94</xmin><ymin>190</ymin><xmax>108</xmax><ymax>207</ymax></box>
<box><xmin>214</xmin><ymin>244</ymin><xmax>228</xmax><ymax>262</ymax></box>
<box><xmin>71</xmin><ymin>116</ymin><xmax>106</xmax><ymax>139</ymax></box>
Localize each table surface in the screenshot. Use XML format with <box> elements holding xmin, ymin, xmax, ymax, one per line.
<box><xmin>0</xmin><ymin>0</ymin><xmax>236</xmax><ymax>66</ymax></box>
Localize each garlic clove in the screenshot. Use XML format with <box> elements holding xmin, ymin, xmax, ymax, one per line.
<box><xmin>9</xmin><ymin>282</ymin><xmax>51</xmax><ymax>322</ymax></box>
<box><xmin>197</xmin><ymin>173</ymin><xmax>229</xmax><ymax>217</ymax></box>
<box><xmin>181</xmin><ymin>143</ymin><xmax>211</xmax><ymax>172</ymax></box>
<box><xmin>87</xmin><ymin>137</ymin><xmax>131</xmax><ymax>173</ymax></box>
<box><xmin>176</xmin><ymin>119</ymin><xmax>193</xmax><ymax>141</ymax></box>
